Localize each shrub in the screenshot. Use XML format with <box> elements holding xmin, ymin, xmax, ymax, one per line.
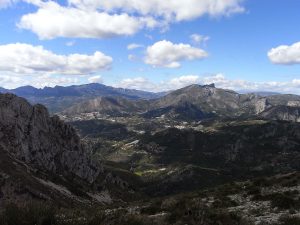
<box><xmin>212</xmin><ymin>196</ymin><xmax>238</xmax><ymax>208</ymax></box>
<box><xmin>279</xmin><ymin>215</ymin><xmax>300</xmax><ymax>225</ymax></box>
<box><xmin>270</xmin><ymin>193</ymin><xmax>298</xmax><ymax>210</ymax></box>
<box><xmin>246</xmin><ymin>186</ymin><xmax>261</xmax><ymax>196</ymax></box>
<box><xmin>0</xmin><ymin>202</ymin><xmax>57</xmax><ymax>225</ymax></box>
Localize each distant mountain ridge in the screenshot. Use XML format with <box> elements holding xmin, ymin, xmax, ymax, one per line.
<box><xmin>3</xmin><ymin>83</ymin><xmax>300</xmax><ymax>122</ymax></box>
<box><xmin>62</xmin><ymin>83</ymin><xmax>300</xmax><ymax>122</ymax></box>
<box><xmin>0</xmin><ymin>83</ymin><xmax>165</xmax><ymax>113</ymax></box>
<box><xmin>0</xmin><ymin>83</ymin><xmax>164</xmax><ymax>98</ymax></box>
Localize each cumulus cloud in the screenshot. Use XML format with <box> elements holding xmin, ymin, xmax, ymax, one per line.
<box><xmin>18</xmin><ymin>0</ymin><xmax>244</xmax><ymax>39</ymax></box>
<box><xmin>144</xmin><ymin>40</ymin><xmax>208</xmax><ymax>68</ymax></box>
<box><xmin>69</xmin><ymin>0</ymin><xmax>245</xmax><ymax>21</ymax></box>
<box><xmin>88</xmin><ymin>75</ymin><xmax>103</xmax><ymax>83</ymax></box>
<box><xmin>114</xmin><ymin>77</ymin><xmax>158</xmax><ymax>91</ymax></box>
<box><xmin>113</xmin><ymin>74</ymin><xmax>300</xmax><ymax>94</ymax></box>
<box><xmin>199</xmin><ymin>74</ymin><xmax>300</xmax><ymax>94</ymax></box>
<box><xmin>268</xmin><ymin>42</ymin><xmax>300</xmax><ymax>65</ymax></box>
<box><xmin>18</xmin><ymin>1</ymin><xmax>158</xmax><ymax>39</ymax></box>
<box><xmin>0</xmin><ymin>43</ymin><xmax>112</xmax><ymax>75</ymax></box>
<box><xmin>190</xmin><ymin>34</ymin><xmax>210</xmax><ymax>45</ymax></box>
<box><xmin>168</xmin><ymin>75</ymin><xmax>200</xmax><ymax>88</ymax></box>
<box><xmin>0</xmin><ymin>75</ymin><xmax>23</xmax><ymax>87</ymax></box>
<box><xmin>115</xmin><ymin>75</ymin><xmax>201</xmax><ymax>92</ymax></box>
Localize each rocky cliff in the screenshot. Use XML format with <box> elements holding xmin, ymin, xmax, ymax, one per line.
<box><xmin>0</xmin><ymin>93</ymin><xmax>101</xmax><ymax>183</ymax></box>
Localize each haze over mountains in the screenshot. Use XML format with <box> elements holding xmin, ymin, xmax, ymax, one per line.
<box><xmin>49</xmin><ymin>83</ymin><xmax>300</xmax><ymax>122</ymax></box>
<box><xmin>2</xmin><ymin>83</ymin><xmax>300</xmax><ymax>122</ymax></box>
<box><xmin>0</xmin><ymin>83</ymin><xmax>165</xmax><ymax>113</ymax></box>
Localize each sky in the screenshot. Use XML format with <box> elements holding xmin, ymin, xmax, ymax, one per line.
<box><xmin>0</xmin><ymin>0</ymin><xmax>300</xmax><ymax>93</ymax></box>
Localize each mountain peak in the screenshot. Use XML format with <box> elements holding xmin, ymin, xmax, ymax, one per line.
<box><xmin>184</xmin><ymin>83</ymin><xmax>216</xmax><ymax>90</ymax></box>
<box><xmin>203</xmin><ymin>83</ymin><xmax>215</xmax><ymax>88</ymax></box>
<box><xmin>178</xmin><ymin>83</ymin><xmax>216</xmax><ymax>94</ymax></box>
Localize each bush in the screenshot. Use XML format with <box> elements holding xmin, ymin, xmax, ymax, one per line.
<box><xmin>140</xmin><ymin>200</ymin><xmax>162</xmax><ymax>215</ymax></box>
<box><xmin>0</xmin><ymin>202</ymin><xmax>57</xmax><ymax>225</ymax></box>
<box><xmin>246</xmin><ymin>186</ymin><xmax>261</xmax><ymax>196</ymax></box>
<box><xmin>279</xmin><ymin>215</ymin><xmax>300</xmax><ymax>225</ymax></box>
<box><xmin>270</xmin><ymin>194</ymin><xmax>298</xmax><ymax>210</ymax></box>
<box><xmin>212</xmin><ymin>196</ymin><xmax>238</xmax><ymax>208</ymax></box>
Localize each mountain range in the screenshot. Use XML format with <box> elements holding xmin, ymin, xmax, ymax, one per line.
<box><xmin>61</xmin><ymin>83</ymin><xmax>300</xmax><ymax>122</ymax></box>
<box><xmin>0</xmin><ymin>83</ymin><xmax>165</xmax><ymax>113</ymax></box>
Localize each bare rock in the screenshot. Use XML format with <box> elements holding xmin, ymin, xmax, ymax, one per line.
<box><xmin>0</xmin><ymin>94</ymin><xmax>102</xmax><ymax>183</ymax></box>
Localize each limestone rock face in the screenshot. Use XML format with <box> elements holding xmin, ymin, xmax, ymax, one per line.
<box><xmin>0</xmin><ymin>94</ymin><xmax>101</xmax><ymax>183</ymax></box>
<box><xmin>254</xmin><ymin>98</ymin><xmax>268</xmax><ymax>114</ymax></box>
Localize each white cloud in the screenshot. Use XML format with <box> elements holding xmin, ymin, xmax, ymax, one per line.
<box><xmin>268</xmin><ymin>42</ymin><xmax>300</xmax><ymax>65</ymax></box>
<box><xmin>0</xmin><ymin>74</ymin><xmax>80</xmax><ymax>89</ymax></box>
<box><xmin>190</xmin><ymin>34</ymin><xmax>210</xmax><ymax>45</ymax></box>
<box><xmin>114</xmin><ymin>77</ymin><xmax>158</xmax><ymax>91</ymax></box>
<box><xmin>3</xmin><ymin>72</ymin><xmax>300</xmax><ymax>95</ymax></box>
<box><xmin>30</xmin><ymin>74</ymin><xmax>80</xmax><ymax>88</ymax></box>
<box><xmin>0</xmin><ymin>75</ymin><xmax>23</xmax><ymax>87</ymax></box>
<box><xmin>144</xmin><ymin>40</ymin><xmax>208</xmax><ymax>68</ymax></box>
<box><xmin>113</xmin><ymin>74</ymin><xmax>300</xmax><ymax>95</ymax></box>
<box><xmin>114</xmin><ymin>75</ymin><xmax>201</xmax><ymax>92</ymax></box>
<box><xmin>18</xmin><ymin>0</ymin><xmax>244</xmax><ymax>39</ymax></box>
<box><xmin>127</xmin><ymin>43</ymin><xmax>143</xmax><ymax>50</ymax></box>
<box><xmin>200</xmin><ymin>74</ymin><xmax>300</xmax><ymax>94</ymax></box>
<box><xmin>0</xmin><ymin>43</ymin><xmax>112</xmax><ymax>75</ymax></box>
<box><xmin>18</xmin><ymin>1</ymin><xmax>158</xmax><ymax>39</ymax></box>
<box><xmin>88</xmin><ymin>75</ymin><xmax>103</xmax><ymax>83</ymax></box>
<box><xmin>69</xmin><ymin>0</ymin><xmax>245</xmax><ymax>21</ymax></box>
<box><xmin>168</xmin><ymin>75</ymin><xmax>200</xmax><ymax>88</ymax></box>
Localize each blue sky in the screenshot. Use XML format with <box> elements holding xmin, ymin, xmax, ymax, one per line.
<box><xmin>0</xmin><ymin>0</ymin><xmax>300</xmax><ymax>93</ymax></box>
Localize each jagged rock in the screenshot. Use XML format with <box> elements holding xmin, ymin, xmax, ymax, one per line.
<box><xmin>0</xmin><ymin>93</ymin><xmax>102</xmax><ymax>183</ymax></box>
<box><xmin>254</xmin><ymin>98</ymin><xmax>269</xmax><ymax>114</ymax></box>
<box><xmin>260</xmin><ymin>105</ymin><xmax>300</xmax><ymax>122</ymax></box>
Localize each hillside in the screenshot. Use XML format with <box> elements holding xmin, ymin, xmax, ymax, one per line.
<box><xmin>260</xmin><ymin>105</ymin><xmax>300</xmax><ymax>122</ymax></box>
<box><xmin>63</xmin><ymin>96</ymin><xmax>149</xmax><ymax>116</ymax></box>
<box><xmin>0</xmin><ymin>93</ymin><xmax>139</xmax><ymax>208</ymax></box>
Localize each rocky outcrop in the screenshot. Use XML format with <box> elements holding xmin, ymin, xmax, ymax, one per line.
<box><xmin>260</xmin><ymin>105</ymin><xmax>300</xmax><ymax>122</ymax></box>
<box><xmin>254</xmin><ymin>98</ymin><xmax>268</xmax><ymax>114</ymax></box>
<box><xmin>0</xmin><ymin>94</ymin><xmax>101</xmax><ymax>183</ymax></box>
